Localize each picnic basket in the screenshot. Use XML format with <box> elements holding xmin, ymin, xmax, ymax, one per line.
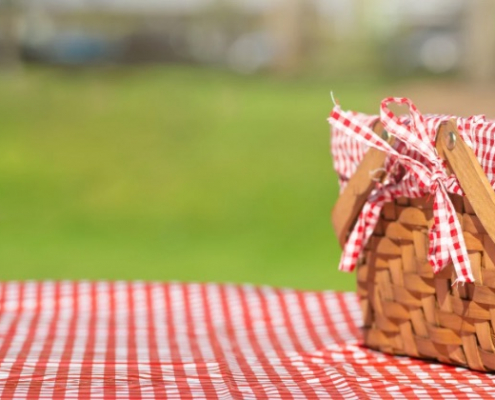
<box><xmin>329</xmin><ymin>97</ymin><xmax>495</xmax><ymax>371</ymax></box>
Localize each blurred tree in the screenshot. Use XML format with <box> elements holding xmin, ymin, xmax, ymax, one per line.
<box><xmin>0</xmin><ymin>0</ymin><xmax>22</xmax><ymax>68</ymax></box>
<box><xmin>463</xmin><ymin>0</ymin><xmax>495</xmax><ymax>83</ymax></box>
<box><xmin>264</xmin><ymin>0</ymin><xmax>310</xmax><ymax>73</ymax></box>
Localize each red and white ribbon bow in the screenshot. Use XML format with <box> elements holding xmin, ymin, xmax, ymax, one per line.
<box><xmin>329</xmin><ymin>97</ymin><xmax>475</xmax><ymax>284</ymax></box>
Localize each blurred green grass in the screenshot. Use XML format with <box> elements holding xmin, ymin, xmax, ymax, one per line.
<box><xmin>0</xmin><ymin>66</ymin><xmax>383</xmax><ymax>290</ymax></box>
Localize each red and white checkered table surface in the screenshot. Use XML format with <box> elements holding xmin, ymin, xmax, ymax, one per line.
<box><xmin>0</xmin><ymin>282</ymin><xmax>494</xmax><ymax>399</ymax></box>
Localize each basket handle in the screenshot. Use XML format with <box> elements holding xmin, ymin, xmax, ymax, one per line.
<box><xmin>332</xmin><ymin>118</ymin><xmax>495</xmax><ymax>249</ymax></box>
<box><xmin>332</xmin><ymin>121</ymin><xmax>389</xmax><ymax>247</ymax></box>
<box><xmin>436</xmin><ymin>120</ymin><xmax>495</xmax><ymax>244</ymax></box>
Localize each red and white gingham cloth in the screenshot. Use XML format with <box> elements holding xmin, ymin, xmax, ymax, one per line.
<box><xmin>1</xmin><ymin>281</ymin><xmax>495</xmax><ymax>399</ymax></box>
<box><xmin>329</xmin><ymin>97</ymin><xmax>495</xmax><ymax>284</ymax></box>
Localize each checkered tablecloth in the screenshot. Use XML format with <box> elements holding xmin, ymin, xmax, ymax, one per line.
<box><xmin>0</xmin><ymin>282</ymin><xmax>494</xmax><ymax>399</ymax></box>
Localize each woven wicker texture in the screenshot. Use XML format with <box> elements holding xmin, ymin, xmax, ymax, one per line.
<box><xmin>358</xmin><ymin>194</ymin><xmax>495</xmax><ymax>372</ymax></box>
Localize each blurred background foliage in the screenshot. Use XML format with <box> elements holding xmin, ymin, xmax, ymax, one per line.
<box><xmin>0</xmin><ymin>0</ymin><xmax>494</xmax><ymax>290</ymax></box>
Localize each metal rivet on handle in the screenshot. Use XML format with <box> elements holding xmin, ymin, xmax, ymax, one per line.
<box><xmin>446</xmin><ymin>131</ymin><xmax>456</xmax><ymax>150</ymax></box>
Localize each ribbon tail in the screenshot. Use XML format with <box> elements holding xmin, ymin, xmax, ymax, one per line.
<box><xmin>338</xmin><ymin>199</ymin><xmax>384</xmax><ymax>273</ymax></box>
<box><xmin>428</xmin><ymin>189</ymin><xmax>475</xmax><ymax>283</ymax></box>
<box><xmin>447</xmin><ymin>200</ymin><xmax>475</xmax><ymax>284</ymax></box>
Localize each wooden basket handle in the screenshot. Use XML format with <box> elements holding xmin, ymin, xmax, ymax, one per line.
<box><xmin>436</xmin><ymin>120</ymin><xmax>495</xmax><ymax>244</ymax></box>
<box><xmin>332</xmin><ymin>118</ymin><xmax>495</xmax><ymax>249</ymax></box>
<box><xmin>332</xmin><ymin>121</ymin><xmax>390</xmax><ymax>247</ymax></box>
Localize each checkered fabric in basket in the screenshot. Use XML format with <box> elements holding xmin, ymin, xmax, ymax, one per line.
<box><xmin>329</xmin><ymin>97</ymin><xmax>495</xmax><ymax>284</ymax></box>
<box><xmin>1</xmin><ymin>281</ymin><xmax>495</xmax><ymax>399</ymax></box>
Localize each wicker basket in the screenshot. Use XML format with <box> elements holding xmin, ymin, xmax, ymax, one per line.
<box><xmin>332</xmin><ymin>117</ymin><xmax>495</xmax><ymax>372</ymax></box>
